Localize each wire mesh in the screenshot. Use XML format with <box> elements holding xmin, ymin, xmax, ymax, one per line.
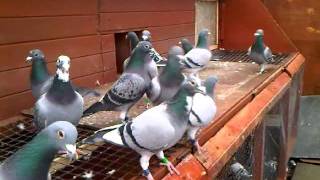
<box><xmin>0</xmin><ymin>118</ymin><xmax>189</xmax><ymax>179</ymax></box>
<box><xmin>211</xmin><ymin>49</ymin><xmax>291</xmax><ymax>65</ymax></box>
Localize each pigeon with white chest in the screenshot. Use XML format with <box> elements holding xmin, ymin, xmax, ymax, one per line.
<box><xmin>83</xmin><ymin>41</ymin><xmax>158</xmax><ymax>122</ymax></box>
<box><xmin>26</xmin><ymin>49</ymin><xmax>100</xmax><ymax>100</ymax></box>
<box><xmin>247</xmin><ymin>29</ymin><xmax>275</xmax><ymax>74</ymax></box>
<box><xmin>0</xmin><ymin>121</ymin><xmax>78</xmax><ymax>180</ymax></box>
<box><xmin>34</xmin><ymin>55</ymin><xmax>84</xmax><ymax>130</ymax></box>
<box><xmin>83</xmin><ymin>82</ymin><xmax>202</xmax><ymax>180</ymax></box>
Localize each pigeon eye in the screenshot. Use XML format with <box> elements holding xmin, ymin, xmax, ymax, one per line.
<box><xmin>57</xmin><ymin>130</ymin><xmax>65</xmax><ymax>139</ymax></box>
<box><xmin>144</xmin><ymin>45</ymin><xmax>150</xmax><ymax>49</ymax></box>
<box><xmin>35</xmin><ymin>54</ymin><xmax>38</xmax><ymax>57</ymax></box>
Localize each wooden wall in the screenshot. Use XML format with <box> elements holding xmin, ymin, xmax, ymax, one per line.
<box><xmin>0</xmin><ymin>0</ymin><xmax>195</xmax><ymax>120</ymax></box>
<box><xmin>262</xmin><ymin>0</ymin><xmax>320</xmax><ymax>95</ymax></box>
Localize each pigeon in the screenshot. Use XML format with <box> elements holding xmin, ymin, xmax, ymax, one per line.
<box><xmin>247</xmin><ymin>29</ymin><xmax>275</xmax><ymax>74</ymax></box>
<box><xmin>0</xmin><ymin>121</ymin><xmax>78</xmax><ymax>180</ymax></box>
<box><xmin>146</xmin><ymin>46</ymin><xmax>185</xmax><ymax>105</ymax></box>
<box><xmin>34</xmin><ymin>55</ymin><xmax>84</xmax><ymax>130</ymax></box>
<box><xmin>26</xmin><ymin>49</ymin><xmax>100</xmax><ymax>100</ymax></box>
<box><xmin>142</xmin><ymin>30</ymin><xmax>166</xmax><ymax>66</ymax></box>
<box><xmin>83</xmin><ymin>41</ymin><xmax>158</xmax><ymax>122</ymax></box>
<box><xmin>83</xmin><ymin>82</ymin><xmax>202</xmax><ymax>180</ymax></box>
<box><xmin>123</xmin><ymin>32</ymin><xmax>140</xmax><ymax>70</ymax></box>
<box><xmin>186</xmin><ymin>76</ymin><xmax>218</xmax><ymax>153</ymax></box>
<box><xmin>179</xmin><ymin>38</ymin><xmax>194</xmax><ymax>54</ymax></box>
<box><xmin>179</xmin><ymin>29</ymin><xmax>212</xmax><ymax>78</ymax></box>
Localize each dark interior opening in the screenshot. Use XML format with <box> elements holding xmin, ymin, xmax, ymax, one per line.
<box><xmin>114</xmin><ymin>31</ymin><xmax>142</xmax><ymax>74</ymax></box>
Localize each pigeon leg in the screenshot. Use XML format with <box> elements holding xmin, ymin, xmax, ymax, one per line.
<box><xmin>187</xmin><ymin>126</ymin><xmax>202</xmax><ymax>154</ymax></box>
<box><xmin>259</xmin><ymin>64</ymin><xmax>266</xmax><ymax>74</ymax></box>
<box><xmin>140</xmin><ymin>152</ymin><xmax>154</xmax><ymax>180</ymax></box>
<box><xmin>156</xmin><ymin>151</ymin><xmax>180</xmax><ymax>176</ymax></box>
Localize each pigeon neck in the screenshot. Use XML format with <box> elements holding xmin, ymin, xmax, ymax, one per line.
<box><xmin>167</xmin><ymin>90</ymin><xmax>191</xmax><ymax>118</ymax></box>
<box><xmin>47</xmin><ymin>75</ymin><xmax>76</xmax><ymax>104</ymax></box>
<box><xmin>196</xmin><ymin>35</ymin><xmax>208</xmax><ymax>49</ymax></box>
<box><xmin>160</xmin><ymin>57</ymin><xmax>184</xmax><ymax>86</ymax></box>
<box><xmin>126</xmin><ymin>50</ymin><xmax>147</xmax><ymax>70</ymax></box>
<box><xmin>182</xmin><ymin>42</ymin><xmax>193</xmax><ymax>53</ymax></box>
<box><xmin>31</xmin><ymin>60</ymin><xmax>50</xmax><ymax>84</ymax></box>
<box><xmin>253</xmin><ymin>36</ymin><xmax>265</xmax><ymax>52</ymax></box>
<box><xmin>2</xmin><ymin>133</ymin><xmax>57</xmax><ymax>179</ymax></box>
<box><xmin>205</xmin><ymin>83</ymin><xmax>216</xmax><ymax>98</ymax></box>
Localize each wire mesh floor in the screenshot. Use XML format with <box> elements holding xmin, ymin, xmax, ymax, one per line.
<box><xmin>211</xmin><ymin>49</ymin><xmax>292</xmax><ymax>65</ymax></box>
<box><xmin>0</xmin><ymin>117</ymin><xmax>190</xmax><ymax>179</ymax></box>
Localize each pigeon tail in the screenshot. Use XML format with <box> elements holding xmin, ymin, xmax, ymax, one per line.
<box><xmin>72</xmin><ymin>85</ymin><xmax>101</xmax><ymax>97</ymax></box>
<box><xmin>82</xmin><ymin>101</ymin><xmax>108</xmax><ymax>117</ymax></box>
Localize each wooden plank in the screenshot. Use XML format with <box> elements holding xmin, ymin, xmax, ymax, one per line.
<box><xmin>0</xmin><ymin>0</ymin><xmax>97</xmax><ymax>17</ymax></box>
<box><xmin>102</xmin><ymin>52</ymin><xmax>117</xmax><ymax>71</ymax></box>
<box><xmin>99</xmin><ymin>11</ymin><xmax>194</xmax><ymax>32</ymax></box>
<box><xmin>0</xmin><ymin>16</ymin><xmax>97</xmax><ymax>45</ymax></box>
<box><xmin>0</xmin><ymin>67</ymin><xmax>30</xmax><ymax>98</ymax></box>
<box><xmin>0</xmin><ymin>35</ymin><xmax>100</xmax><ymax>71</ymax></box>
<box><xmin>147</xmin><ymin>23</ymin><xmax>195</xmax><ymax>41</ymax></box>
<box><xmin>72</xmin><ymin>72</ymin><xmax>104</xmax><ymax>88</ymax></box>
<box><xmin>101</xmin><ymin>34</ymin><xmax>116</xmax><ymax>53</ymax></box>
<box><xmin>253</xmin><ymin>122</ymin><xmax>265</xmax><ymax>180</ymax></box>
<box><xmin>100</xmin><ymin>0</ymin><xmax>194</xmax><ymax>12</ymax></box>
<box><xmin>0</xmin><ymin>91</ymin><xmax>34</xmax><ymax>121</ymax></box>
<box><xmin>153</xmin><ymin>35</ymin><xmax>194</xmax><ymax>54</ymax></box>
<box><xmin>103</xmin><ymin>69</ymin><xmax>118</xmax><ymax>84</ymax></box>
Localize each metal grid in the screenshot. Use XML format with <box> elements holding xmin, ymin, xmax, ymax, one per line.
<box><xmin>0</xmin><ymin>118</ymin><xmax>189</xmax><ymax>179</ymax></box>
<box><xmin>211</xmin><ymin>49</ymin><xmax>291</xmax><ymax>65</ymax></box>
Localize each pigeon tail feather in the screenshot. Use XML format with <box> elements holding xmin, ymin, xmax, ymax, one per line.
<box><xmin>82</xmin><ymin>101</ymin><xmax>108</xmax><ymax>117</ymax></box>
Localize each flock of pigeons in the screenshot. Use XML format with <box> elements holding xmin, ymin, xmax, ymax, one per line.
<box><xmin>0</xmin><ymin>28</ymin><xmax>274</xmax><ymax>180</ymax></box>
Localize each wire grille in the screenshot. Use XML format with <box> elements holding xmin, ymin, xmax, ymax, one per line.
<box><xmin>211</xmin><ymin>50</ymin><xmax>291</xmax><ymax>65</ymax></box>
<box><xmin>0</xmin><ymin>118</ymin><xmax>189</xmax><ymax>179</ymax></box>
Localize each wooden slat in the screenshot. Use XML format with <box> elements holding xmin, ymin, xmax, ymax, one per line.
<box><xmin>103</xmin><ymin>69</ymin><xmax>118</xmax><ymax>84</ymax></box>
<box><xmin>102</xmin><ymin>52</ymin><xmax>117</xmax><ymax>71</ymax></box>
<box><xmin>99</xmin><ymin>11</ymin><xmax>194</xmax><ymax>32</ymax></box>
<box><xmin>0</xmin><ymin>0</ymin><xmax>97</xmax><ymax>17</ymax></box>
<box><xmin>148</xmin><ymin>23</ymin><xmax>195</xmax><ymax>41</ymax></box>
<box><xmin>0</xmin><ymin>35</ymin><xmax>100</xmax><ymax>72</ymax></box>
<box><xmin>101</xmin><ymin>34</ymin><xmax>116</xmax><ymax>53</ymax></box>
<box><xmin>100</xmin><ymin>0</ymin><xmax>194</xmax><ymax>12</ymax></box>
<box><xmin>0</xmin><ymin>16</ymin><xmax>97</xmax><ymax>45</ymax></box>
<box><xmin>72</xmin><ymin>72</ymin><xmax>104</xmax><ymax>88</ymax></box>
<box><xmin>153</xmin><ymin>35</ymin><xmax>194</xmax><ymax>54</ymax></box>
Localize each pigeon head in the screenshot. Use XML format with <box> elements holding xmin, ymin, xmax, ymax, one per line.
<box><xmin>167</xmin><ymin>46</ymin><xmax>184</xmax><ymax>70</ymax></box>
<box><xmin>204</xmin><ymin>75</ymin><xmax>218</xmax><ymax>97</ymax></box>
<box><xmin>126</xmin><ymin>32</ymin><xmax>139</xmax><ymax>51</ymax></box>
<box><xmin>142</xmin><ymin>30</ymin><xmax>151</xmax><ymax>41</ymax></box>
<box><xmin>26</xmin><ymin>49</ymin><xmax>45</xmax><ymax>63</ymax></box>
<box><xmin>254</xmin><ymin>29</ymin><xmax>264</xmax><ymax>37</ymax></box>
<box><xmin>179</xmin><ymin>38</ymin><xmax>193</xmax><ymax>53</ymax></box>
<box><xmin>197</xmin><ymin>29</ymin><xmax>211</xmax><ymax>48</ymax></box>
<box><xmin>46</xmin><ymin>121</ymin><xmax>79</xmax><ymax>161</ymax></box>
<box><xmin>136</xmin><ymin>41</ymin><xmax>153</xmax><ymax>53</ymax></box>
<box><xmin>180</xmin><ymin>81</ymin><xmax>203</xmax><ymax>97</ymax></box>
<box><xmin>56</xmin><ymin>55</ymin><xmax>71</xmax><ymax>82</ymax></box>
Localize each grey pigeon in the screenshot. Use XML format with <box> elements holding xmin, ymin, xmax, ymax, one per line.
<box><xmin>0</xmin><ymin>121</ymin><xmax>78</xmax><ymax>180</ymax></box>
<box><xmin>123</xmin><ymin>32</ymin><xmax>140</xmax><ymax>70</ymax></box>
<box><xmin>83</xmin><ymin>41</ymin><xmax>158</xmax><ymax>122</ymax></box>
<box><xmin>247</xmin><ymin>29</ymin><xmax>275</xmax><ymax>74</ymax></box>
<box><xmin>142</xmin><ymin>30</ymin><xmax>166</xmax><ymax>66</ymax></box>
<box><xmin>179</xmin><ymin>38</ymin><xmax>194</xmax><ymax>54</ymax></box>
<box><xmin>187</xmin><ymin>76</ymin><xmax>218</xmax><ymax>153</ymax></box>
<box><xmin>26</xmin><ymin>49</ymin><xmax>100</xmax><ymax>100</ymax></box>
<box><xmin>83</xmin><ymin>82</ymin><xmax>202</xmax><ymax>180</ymax></box>
<box><xmin>146</xmin><ymin>46</ymin><xmax>185</xmax><ymax>105</ymax></box>
<box><xmin>34</xmin><ymin>55</ymin><xmax>84</xmax><ymax>130</ymax></box>
<box><xmin>179</xmin><ymin>29</ymin><xmax>212</xmax><ymax>78</ymax></box>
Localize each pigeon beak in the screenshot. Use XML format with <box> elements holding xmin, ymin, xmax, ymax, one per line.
<box><xmin>208</xmin><ymin>32</ymin><xmax>211</xmax><ymax>35</ymax></box>
<box><xmin>65</xmin><ymin>144</ymin><xmax>78</xmax><ymax>161</ymax></box>
<box><xmin>142</xmin><ymin>35</ymin><xmax>148</xmax><ymax>41</ymax></box>
<box><xmin>26</xmin><ymin>56</ymin><xmax>33</xmax><ymax>62</ymax></box>
<box><xmin>254</xmin><ymin>33</ymin><xmax>260</xmax><ymax>36</ymax></box>
<box><xmin>178</xmin><ymin>41</ymin><xmax>182</xmax><ymax>45</ymax></box>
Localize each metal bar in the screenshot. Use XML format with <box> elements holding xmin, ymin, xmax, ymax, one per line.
<box><xmin>253</xmin><ymin>121</ymin><xmax>265</xmax><ymax>180</ymax></box>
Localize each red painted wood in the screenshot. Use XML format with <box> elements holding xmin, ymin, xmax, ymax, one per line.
<box><xmin>101</xmin><ymin>34</ymin><xmax>116</xmax><ymax>53</ymax></box>
<box><xmin>102</xmin><ymin>52</ymin><xmax>117</xmax><ymax>71</ymax></box>
<box><xmin>0</xmin><ymin>67</ymin><xmax>30</xmax><ymax>98</ymax></box>
<box><xmin>0</xmin><ymin>35</ymin><xmax>100</xmax><ymax>71</ymax></box>
<box><xmin>100</xmin><ymin>0</ymin><xmax>194</xmax><ymax>12</ymax></box>
<box><xmin>99</xmin><ymin>11</ymin><xmax>194</xmax><ymax>32</ymax></box>
<box><xmin>0</xmin><ymin>16</ymin><xmax>97</xmax><ymax>45</ymax></box>
<box><xmin>103</xmin><ymin>69</ymin><xmax>118</xmax><ymax>84</ymax></box>
<box><xmin>148</xmin><ymin>23</ymin><xmax>195</xmax><ymax>41</ymax></box>
<box><xmin>219</xmin><ymin>0</ymin><xmax>296</xmax><ymax>52</ymax></box>
<box><xmin>0</xmin><ymin>0</ymin><xmax>97</xmax><ymax>17</ymax></box>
